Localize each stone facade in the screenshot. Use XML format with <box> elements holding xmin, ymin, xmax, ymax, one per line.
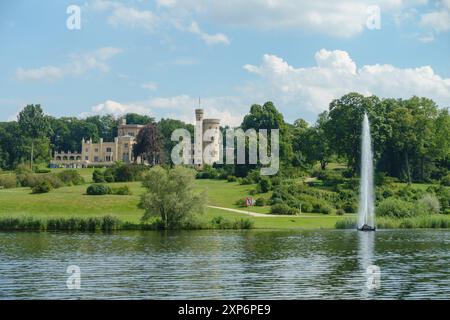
<box><xmin>51</xmin><ymin>118</ymin><xmax>143</xmax><ymax>168</ymax></box>
<box><xmin>51</xmin><ymin>109</ymin><xmax>221</xmax><ymax>168</ymax></box>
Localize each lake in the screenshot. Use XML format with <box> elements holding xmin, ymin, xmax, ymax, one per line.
<box><xmin>0</xmin><ymin>229</ymin><xmax>449</xmax><ymax>299</ymax></box>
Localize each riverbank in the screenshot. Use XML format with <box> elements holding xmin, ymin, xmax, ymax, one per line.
<box><xmin>1</xmin><ymin>170</ymin><xmax>448</xmax><ymax>230</ymax></box>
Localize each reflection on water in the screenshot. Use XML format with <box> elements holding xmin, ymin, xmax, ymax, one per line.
<box><xmin>0</xmin><ymin>229</ymin><xmax>448</xmax><ymax>299</ymax></box>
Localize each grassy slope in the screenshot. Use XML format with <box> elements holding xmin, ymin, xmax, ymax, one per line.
<box><xmin>0</xmin><ymin>170</ymin><xmax>349</xmax><ymax>229</ymax></box>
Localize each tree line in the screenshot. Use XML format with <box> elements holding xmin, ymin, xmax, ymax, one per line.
<box><xmin>0</xmin><ymin>92</ymin><xmax>449</xmax><ymax>183</ymax></box>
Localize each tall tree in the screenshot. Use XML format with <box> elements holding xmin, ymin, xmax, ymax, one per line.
<box><xmin>133</xmin><ymin>123</ymin><xmax>163</xmax><ymax>164</ymax></box>
<box><xmin>17</xmin><ymin>104</ymin><xmax>51</xmax><ymax>169</ymax></box>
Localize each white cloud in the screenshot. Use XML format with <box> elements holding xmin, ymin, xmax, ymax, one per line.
<box><xmin>108</xmin><ymin>6</ymin><xmax>159</xmax><ymax>31</ymax></box>
<box><xmin>83</xmin><ymin>95</ymin><xmax>245</xmax><ymax>127</ymax></box>
<box><xmin>420</xmin><ymin>10</ymin><xmax>450</xmax><ymax>32</ymax></box>
<box><xmin>141</xmin><ymin>82</ymin><xmax>158</xmax><ymax>91</ymax></box>
<box><xmin>243</xmin><ymin>49</ymin><xmax>450</xmax><ymax>113</ymax></box>
<box><xmin>157</xmin><ymin>0</ymin><xmax>425</xmax><ymax>38</ymax></box>
<box><xmin>15</xmin><ymin>66</ymin><xmax>64</xmax><ymax>81</ymax></box>
<box><xmin>187</xmin><ymin>21</ymin><xmax>230</xmax><ymax>45</ymax></box>
<box><xmin>15</xmin><ymin>47</ymin><xmax>122</xmax><ymax>81</ymax></box>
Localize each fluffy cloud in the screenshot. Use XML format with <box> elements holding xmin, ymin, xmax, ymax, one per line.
<box><xmin>243</xmin><ymin>49</ymin><xmax>450</xmax><ymax>113</ymax></box>
<box><xmin>82</xmin><ymin>95</ymin><xmax>245</xmax><ymax>127</ymax></box>
<box><xmin>15</xmin><ymin>47</ymin><xmax>122</xmax><ymax>81</ymax></box>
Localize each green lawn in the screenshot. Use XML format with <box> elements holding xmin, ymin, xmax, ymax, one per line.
<box><xmin>0</xmin><ymin>176</ymin><xmax>350</xmax><ymax>229</ymax></box>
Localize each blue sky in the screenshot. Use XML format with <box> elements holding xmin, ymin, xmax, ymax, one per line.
<box><xmin>1</xmin><ymin>0</ymin><xmax>449</xmax><ymax>125</ymax></box>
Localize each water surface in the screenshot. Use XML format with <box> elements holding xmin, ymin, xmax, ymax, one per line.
<box><xmin>0</xmin><ymin>229</ymin><xmax>448</xmax><ymax>299</ymax></box>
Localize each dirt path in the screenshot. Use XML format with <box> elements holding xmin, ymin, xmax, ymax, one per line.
<box><xmin>207</xmin><ymin>205</ymin><xmax>348</xmax><ymax>218</ymax></box>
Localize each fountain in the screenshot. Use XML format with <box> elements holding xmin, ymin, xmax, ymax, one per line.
<box><xmin>357</xmin><ymin>113</ymin><xmax>376</xmax><ymax>231</ymax></box>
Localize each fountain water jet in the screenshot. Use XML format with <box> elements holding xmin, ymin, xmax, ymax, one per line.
<box><xmin>357</xmin><ymin>113</ymin><xmax>376</xmax><ymax>231</ymax></box>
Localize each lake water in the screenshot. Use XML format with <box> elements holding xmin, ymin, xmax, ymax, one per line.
<box><xmin>0</xmin><ymin>229</ymin><xmax>448</xmax><ymax>299</ymax></box>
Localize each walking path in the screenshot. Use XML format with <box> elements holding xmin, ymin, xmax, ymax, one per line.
<box><xmin>207</xmin><ymin>205</ymin><xmax>351</xmax><ymax>218</ymax></box>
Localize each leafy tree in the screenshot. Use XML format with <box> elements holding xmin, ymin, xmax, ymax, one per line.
<box><xmin>139</xmin><ymin>166</ymin><xmax>206</xmax><ymax>229</ymax></box>
<box><xmin>133</xmin><ymin>123</ymin><xmax>163</xmax><ymax>164</ymax></box>
<box><xmin>17</xmin><ymin>104</ymin><xmax>51</xmax><ymax>169</ymax></box>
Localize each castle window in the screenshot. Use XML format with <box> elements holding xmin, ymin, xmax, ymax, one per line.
<box><xmin>85</xmin><ymin>148</ymin><xmax>88</xmax><ymax>152</ymax></box>
<box><xmin>128</xmin><ymin>132</ymin><xmax>134</xmax><ymax>136</ymax></box>
<box><xmin>124</xmin><ymin>143</ymin><xmax>129</xmax><ymax>148</ymax></box>
<box><xmin>85</xmin><ymin>156</ymin><xmax>88</xmax><ymax>160</ymax></box>
<box><xmin>95</xmin><ymin>148</ymin><xmax>98</xmax><ymax>152</ymax></box>
<box><xmin>106</xmin><ymin>147</ymin><xmax>112</xmax><ymax>152</ymax></box>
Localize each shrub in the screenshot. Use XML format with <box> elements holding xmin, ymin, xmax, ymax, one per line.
<box><xmin>336</xmin><ymin>209</ymin><xmax>345</xmax><ymax>216</ymax></box>
<box><xmin>418</xmin><ymin>194</ymin><xmax>441</xmax><ymax>214</ymax></box>
<box><xmin>40</xmin><ymin>174</ymin><xmax>64</xmax><ymax>189</ymax></box>
<box><xmin>342</xmin><ymin>201</ymin><xmax>358</xmax><ymax>213</ymax></box>
<box><xmin>111</xmin><ymin>185</ymin><xmax>132</xmax><ymax>195</ymax></box>
<box><xmin>376</xmin><ymin>198</ymin><xmax>416</xmax><ymax>218</ymax></box>
<box><xmin>15</xmin><ymin>163</ymin><xmax>31</xmax><ymax>174</ymax></box>
<box><xmin>441</xmin><ymin>174</ymin><xmax>450</xmax><ymax>186</ymax></box>
<box><xmin>235</xmin><ymin>198</ymin><xmax>247</xmax><ymax>207</ymax></box>
<box><xmin>301</xmin><ymin>202</ymin><xmax>314</xmax><ymax>213</ymax></box>
<box><xmin>93</xmin><ymin>169</ymin><xmax>106</xmax><ymax>183</ymax></box>
<box><xmin>32</xmin><ymin>181</ymin><xmax>52</xmax><ymax>194</ymax></box>
<box><xmin>17</xmin><ymin>173</ymin><xmax>38</xmax><ymax>187</ymax></box>
<box><xmin>86</xmin><ymin>184</ymin><xmax>112</xmax><ymax>195</ymax></box>
<box><xmin>57</xmin><ymin>170</ymin><xmax>85</xmax><ymax>185</ymax></box>
<box><xmin>34</xmin><ymin>168</ymin><xmax>51</xmax><ymax>174</ymax></box>
<box><xmin>255</xmin><ymin>197</ymin><xmax>266</xmax><ymax>206</ymax></box>
<box><xmin>103</xmin><ymin>168</ymin><xmax>115</xmax><ymax>183</ymax></box>
<box><xmin>0</xmin><ymin>175</ymin><xmax>17</xmax><ymax>189</ymax></box>
<box><xmin>270</xmin><ymin>203</ymin><xmax>299</xmax><ymax>215</ymax></box>
<box><xmin>240</xmin><ymin>177</ymin><xmax>253</xmax><ymax>185</ymax></box>
<box><xmin>227</xmin><ymin>175</ymin><xmax>237</xmax><ymax>182</ymax></box>
<box><xmin>257</xmin><ymin>176</ymin><xmax>272</xmax><ymax>193</ymax></box>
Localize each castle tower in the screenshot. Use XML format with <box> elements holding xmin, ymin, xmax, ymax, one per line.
<box><xmin>194</xmin><ymin>109</ymin><xmax>204</xmax><ymax>167</ymax></box>
<box><xmin>202</xmin><ymin>118</ymin><xmax>221</xmax><ymax>165</ymax></box>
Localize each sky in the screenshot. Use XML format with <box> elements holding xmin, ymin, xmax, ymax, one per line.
<box><xmin>1</xmin><ymin>0</ymin><xmax>450</xmax><ymax>126</ymax></box>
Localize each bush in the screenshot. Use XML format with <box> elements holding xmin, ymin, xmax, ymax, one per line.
<box><xmin>111</xmin><ymin>185</ymin><xmax>132</xmax><ymax>195</ymax></box>
<box><xmin>255</xmin><ymin>197</ymin><xmax>266</xmax><ymax>206</ymax></box>
<box><xmin>235</xmin><ymin>198</ymin><xmax>247</xmax><ymax>207</ymax></box>
<box><xmin>441</xmin><ymin>174</ymin><xmax>450</xmax><ymax>186</ymax></box>
<box><xmin>40</xmin><ymin>174</ymin><xmax>64</xmax><ymax>189</ymax></box>
<box><xmin>93</xmin><ymin>169</ymin><xmax>106</xmax><ymax>183</ymax></box>
<box><xmin>15</xmin><ymin>163</ymin><xmax>31</xmax><ymax>174</ymax></box>
<box><xmin>86</xmin><ymin>184</ymin><xmax>112</xmax><ymax>195</ymax></box>
<box><xmin>270</xmin><ymin>203</ymin><xmax>299</xmax><ymax>215</ymax></box>
<box><xmin>336</xmin><ymin>209</ymin><xmax>345</xmax><ymax>216</ymax></box>
<box><xmin>103</xmin><ymin>168</ymin><xmax>115</xmax><ymax>183</ymax></box>
<box><xmin>34</xmin><ymin>168</ymin><xmax>51</xmax><ymax>174</ymax></box>
<box><xmin>301</xmin><ymin>202</ymin><xmax>314</xmax><ymax>213</ymax></box>
<box><xmin>257</xmin><ymin>177</ymin><xmax>272</xmax><ymax>193</ymax></box>
<box><xmin>227</xmin><ymin>175</ymin><xmax>237</xmax><ymax>182</ymax></box>
<box><xmin>17</xmin><ymin>173</ymin><xmax>38</xmax><ymax>187</ymax></box>
<box><xmin>32</xmin><ymin>181</ymin><xmax>52</xmax><ymax>194</ymax></box>
<box><xmin>57</xmin><ymin>170</ymin><xmax>85</xmax><ymax>185</ymax></box>
<box><xmin>0</xmin><ymin>175</ymin><xmax>17</xmax><ymax>189</ymax></box>
<box><xmin>376</xmin><ymin>198</ymin><xmax>416</xmax><ymax>218</ymax></box>
<box><xmin>418</xmin><ymin>194</ymin><xmax>441</xmax><ymax>214</ymax></box>
<box><xmin>240</xmin><ymin>177</ymin><xmax>253</xmax><ymax>185</ymax></box>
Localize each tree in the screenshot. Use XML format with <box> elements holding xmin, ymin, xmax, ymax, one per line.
<box><xmin>293</xmin><ymin>112</ymin><xmax>332</xmax><ymax>170</ymax></box>
<box><xmin>158</xmin><ymin>118</ymin><xmax>194</xmax><ymax>164</ymax></box>
<box><xmin>17</xmin><ymin>104</ymin><xmax>51</xmax><ymax>169</ymax></box>
<box><xmin>139</xmin><ymin>166</ymin><xmax>206</xmax><ymax>229</ymax></box>
<box><xmin>133</xmin><ymin>123</ymin><xmax>163</xmax><ymax>164</ymax></box>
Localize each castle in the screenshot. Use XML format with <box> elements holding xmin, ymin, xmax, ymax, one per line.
<box><xmin>51</xmin><ymin>109</ymin><xmax>221</xmax><ymax>168</ymax></box>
